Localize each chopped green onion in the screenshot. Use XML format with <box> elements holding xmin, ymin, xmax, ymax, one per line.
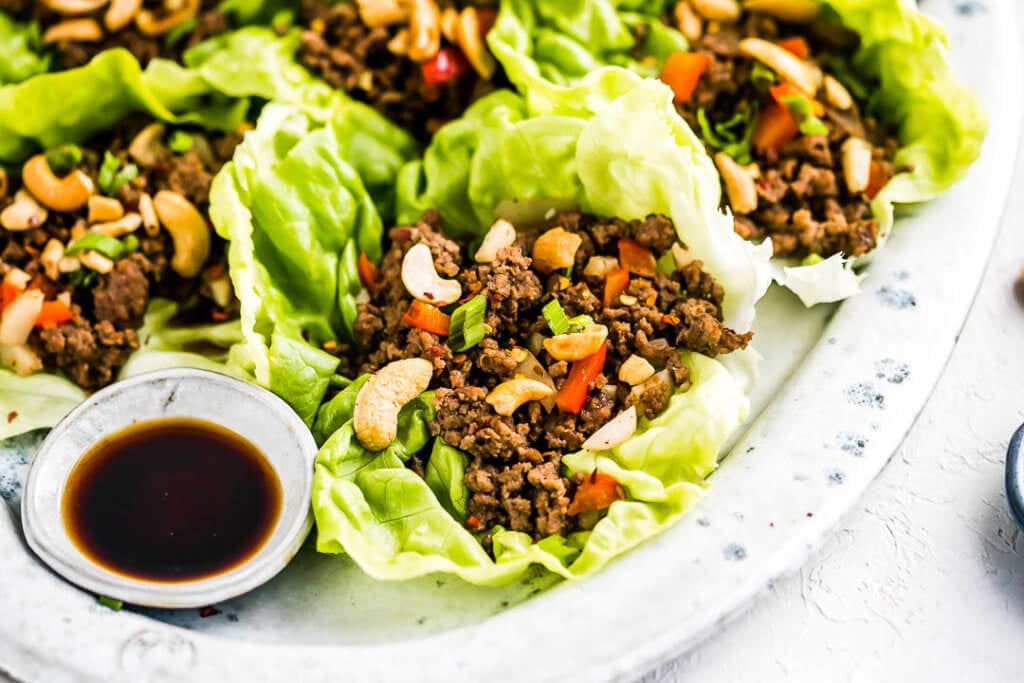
<box><xmin>65</xmin><ymin>233</ymin><xmax>125</xmax><ymax>260</ymax></box>
<box><xmin>448</xmin><ymin>295</ymin><xmax>487</xmax><ymax>352</ymax></box>
<box><xmin>45</xmin><ymin>144</ymin><xmax>82</xmax><ymax>175</ymax></box>
<box><xmin>780</xmin><ymin>95</ymin><xmax>829</xmax><ymax>136</ymax></box>
<box><xmin>97</xmin><ymin>152</ymin><xmax>138</xmax><ymax>197</ymax></box>
<box><xmin>121</xmin><ymin>234</ymin><xmax>140</xmax><ymax>255</ymax></box>
<box><xmin>750</xmin><ymin>61</ymin><xmax>776</xmax><ymax>91</ymax></box>
<box><xmin>800</xmin><ymin>253</ymin><xmax>825</xmax><ymax>266</ymax></box>
<box><xmin>696</xmin><ymin>107</ymin><xmax>756</xmax><ymax>165</ymax></box>
<box><xmin>168</xmin><ymin>130</ymin><xmax>194</xmax><ymax>154</ymax></box>
<box><xmin>567</xmin><ymin>314</ymin><xmax>593</xmax><ymax>332</ymax></box>
<box><xmin>98</xmin><ymin>595</ymin><xmax>123</xmax><ymax>611</ymax></box>
<box><xmin>542</xmin><ymin>299</ymin><xmax>571</xmax><ymax>335</ymax></box>
<box><xmin>165</xmin><ymin>16</ymin><xmax>198</xmax><ymax>48</ymax></box>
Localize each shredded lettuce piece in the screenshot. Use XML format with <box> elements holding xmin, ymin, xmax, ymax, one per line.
<box><xmin>0</xmin><ymin>12</ymin><xmax>49</xmax><ymax>86</ymax></box>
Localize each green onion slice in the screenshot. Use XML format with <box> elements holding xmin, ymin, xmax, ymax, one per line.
<box><xmin>780</xmin><ymin>95</ymin><xmax>829</xmax><ymax>136</ymax></box>
<box><xmin>542</xmin><ymin>299</ymin><xmax>571</xmax><ymax>335</ymax></box>
<box><xmin>45</xmin><ymin>144</ymin><xmax>83</xmax><ymax>175</ymax></box>
<box><xmin>449</xmin><ymin>295</ymin><xmax>488</xmax><ymax>352</ymax></box>
<box><xmin>97</xmin><ymin>151</ymin><xmax>138</xmax><ymax>197</ymax></box>
<box><xmin>168</xmin><ymin>130</ymin><xmax>194</xmax><ymax>154</ymax></box>
<box><xmin>65</xmin><ymin>233</ymin><xmax>125</xmax><ymax>260</ymax></box>
<box><xmin>567</xmin><ymin>314</ymin><xmax>593</xmax><ymax>332</ymax></box>
<box><xmin>98</xmin><ymin>595</ymin><xmax>123</xmax><ymax>611</ymax></box>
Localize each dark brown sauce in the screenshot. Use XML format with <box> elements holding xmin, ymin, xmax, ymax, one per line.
<box><xmin>62</xmin><ymin>418</ymin><xmax>282</xmax><ymax>583</ymax></box>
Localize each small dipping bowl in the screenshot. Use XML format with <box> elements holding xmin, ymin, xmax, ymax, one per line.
<box><xmin>21</xmin><ymin>368</ymin><xmax>317</xmax><ymax>608</ymax></box>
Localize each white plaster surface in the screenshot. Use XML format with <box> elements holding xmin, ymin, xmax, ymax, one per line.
<box><xmin>640</xmin><ymin>15</ymin><xmax>1024</xmax><ymax>683</ymax></box>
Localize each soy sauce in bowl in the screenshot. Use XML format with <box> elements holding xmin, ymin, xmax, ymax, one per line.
<box><xmin>62</xmin><ymin>417</ymin><xmax>282</xmax><ymax>583</ymax></box>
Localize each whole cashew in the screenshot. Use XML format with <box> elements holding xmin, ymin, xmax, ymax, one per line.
<box><xmin>354</xmin><ymin>358</ymin><xmax>433</xmax><ymax>451</ymax></box>
<box><xmin>474</xmin><ymin>219</ymin><xmax>517</xmax><ymax>263</ymax></box>
<box><xmin>22</xmin><ymin>155</ymin><xmax>94</xmax><ymax>212</ymax></box>
<box><xmin>485</xmin><ymin>378</ymin><xmax>556</xmax><ymax>416</ymax></box>
<box><xmin>42</xmin><ymin>18</ymin><xmax>104</xmax><ymax>43</ymax></box>
<box><xmin>543</xmin><ymin>324</ymin><xmax>609</xmax><ymax>362</ymax></box>
<box><xmin>152</xmin><ymin>191</ymin><xmax>210</xmax><ymax>278</ymax></box>
<box><xmin>105</xmin><ymin>0</ymin><xmax>143</xmax><ymax>31</ymax></box>
<box><xmin>401</xmin><ymin>242</ymin><xmax>462</xmax><ymax>305</ymax></box>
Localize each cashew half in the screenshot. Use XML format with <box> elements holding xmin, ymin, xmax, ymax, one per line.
<box><xmin>671</xmin><ymin>243</ymin><xmax>694</xmax><ymax>269</ymax></box>
<box><xmin>690</xmin><ymin>0</ymin><xmax>741</xmax><ymax>21</ymax></box>
<box><xmin>714</xmin><ymin>152</ymin><xmax>758</xmax><ymax>214</ymax></box>
<box><xmin>841</xmin><ymin>137</ymin><xmax>873</xmax><ymax>194</ymax></box>
<box><xmin>407</xmin><ymin>0</ymin><xmax>441</xmax><ymax>62</ymax></box>
<box><xmin>474</xmin><ymin>218</ymin><xmax>517</xmax><ymax>263</ymax></box>
<box><xmin>90</xmin><ymin>212</ymin><xmax>142</xmax><ymax>237</ymax></box>
<box><xmin>1</xmin><ymin>190</ymin><xmax>48</xmax><ymax>231</ymax></box>
<box><xmin>456</xmin><ymin>7</ymin><xmax>496</xmax><ymax>79</ymax></box>
<box><xmin>738</xmin><ymin>37</ymin><xmax>823</xmax><ymax>96</ymax></box>
<box><xmin>401</xmin><ymin>242</ymin><xmax>462</xmax><ymax>305</ymax></box>
<box><xmin>22</xmin><ymin>155</ymin><xmax>94</xmax><ymax>212</ymax></box>
<box><xmin>0</xmin><ymin>289</ymin><xmax>44</xmax><ymax>346</ymax></box>
<box><xmin>43</xmin><ymin>18</ymin><xmax>104</xmax><ymax>43</ymax></box>
<box><xmin>618</xmin><ymin>355</ymin><xmax>656</xmax><ymax>386</ymax></box>
<box><xmin>544</xmin><ymin>324</ymin><xmax>609</xmax><ymax>362</ymax></box>
<box><xmin>135</xmin><ymin>0</ymin><xmax>199</xmax><ymax>36</ymax></box>
<box><xmin>41</xmin><ymin>239</ymin><xmax>65</xmax><ymax>281</ymax></box>
<box><xmin>128</xmin><ymin>122</ymin><xmax>166</xmax><ymax>168</ymax></box>
<box><xmin>486</xmin><ymin>378</ymin><xmax>555</xmax><ymax>417</ymax></box>
<box><xmin>742</xmin><ymin>0</ymin><xmax>821</xmax><ymax>23</ymax></box>
<box><xmin>354</xmin><ymin>358</ymin><xmax>433</xmax><ymax>451</ymax></box>
<box><xmin>88</xmin><ymin>195</ymin><xmax>125</xmax><ymax>223</ymax></box>
<box><xmin>153</xmin><ymin>191</ymin><xmax>210</xmax><ymax>278</ymax></box>
<box><xmin>532</xmin><ymin>227</ymin><xmax>582</xmax><ymax>272</ymax></box>
<box><xmin>105</xmin><ymin>0</ymin><xmax>143</xmax><ymax>31</ymax></box>
<box><xmin>42</xmin><ymin>0</ymin><xmax>108</xmax><ymax>13</ymax></box>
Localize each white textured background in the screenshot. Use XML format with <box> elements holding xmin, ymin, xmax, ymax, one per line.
<box><xmin>642</xmin><ymin>11</ymin><xmax>1024</xmax><ymax>683</ymax></box>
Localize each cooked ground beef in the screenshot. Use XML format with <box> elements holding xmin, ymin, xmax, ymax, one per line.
<box><xmin>669</xmin><ymin>13</ymin><xmax>900</xmax><ymax>260</ymax></box>
<box><xmin>298</xmin><ymin>0</ymin><xmax>502</xmax><ymax>140</ymax></box>
<box><xmin>348</xmin><ymin>210</ymin><xmax>751</xmax><ymax>542</ymax></box>
<box><xmin>0</xmin><ymin>120</ymin><xmax>242</xmax><ymax>389</ymax></box>
<box><xmin>9</xmin><ymin>1</ymin><xmax>231</xmax><ymax>71</ymax></box>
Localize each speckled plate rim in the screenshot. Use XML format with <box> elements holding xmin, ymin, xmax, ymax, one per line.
<box><xmin>0</xmin><ymin>2</ymin><xmax>1019</xmax><ymax>681</ymax></box>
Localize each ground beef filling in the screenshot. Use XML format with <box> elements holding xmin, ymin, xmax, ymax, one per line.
<box><xmin>668</xmin><ymin>13</ymin><xmax>900</xmax><ymax>260</ymax></box>
<box><xmin>0</xmin><ymin>120</ymin><xmax>242</xmax><ymax>390</ymax></box>
<box><xmin>5</xmin><ymin>1</ymin><xmax>231</xmax><ymax>71</ymax></box>
<box><xmin>351</xmin><ymin>211</ymin><xmax>751</xmax><ymax>541</ymax></box>
<box><xmin>298</xmin><ymin>0</ymin><xmax>501</xmax><ymax>141</ymax></box>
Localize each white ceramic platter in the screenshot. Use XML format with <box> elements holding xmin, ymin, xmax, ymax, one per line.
<box><xmin>0</xmin><ymin>0</ymin><xmax>1020</xmax><ymax>680</ymax></box>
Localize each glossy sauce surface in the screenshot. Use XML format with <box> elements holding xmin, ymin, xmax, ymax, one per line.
<box><xmin>62</xmin><ymin>418</ymin><xmax>282</xmax><ymax>582</ymax></box>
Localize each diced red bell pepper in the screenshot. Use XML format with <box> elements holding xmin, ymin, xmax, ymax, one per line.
<box><xmin>618</xmin><ymin>238</ymin><xmax>658</xmax><ymax>278</ymax></box>
<box><xmin>357</xmin><ymin>252</ymin><xmax>380</xmax><ymax>295</ymax></box>
<box><xmin>35</xmin><ymin>300</ymin><xmax>73</xmax><ymax>328</ymax></box>
<box><xmin>402</xmin><ymin>300</ymin><xmax>451</xmax><ymax>336</ymax></box>
<box><xmin>568</xmin><ymin>471</ymin><xmax>625</xmax><ymax>515</ymax></box>
<box><xmin>659</xmin><ymin>52</ymin><xmax>711</xmax><ymax>103</ymax></box>
<box><xmin>776</xmin><ymin>36</ymin><xmax>810</xmax><ymax>60</ymax></box>
<box><xmin>602</xmin><ymin>267</ymin><xmax>630</xmax><ymax>309</ymax></box>
<box><xmin>865</xmin><ymin>160</ymin><xmax>891</xmax><ymax>199</ymax></box>
<box><xmin>752</xmin><ymin>101</ymin><xmax>800</xmax><ymax>153</ymax></box>
<box><xmin>556</xmin><ymin>341</ymin><xmax>608</xmax><ymax>414</ymax></box>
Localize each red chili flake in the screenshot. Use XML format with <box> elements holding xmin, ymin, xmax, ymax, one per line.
<box><xmin>429</xmin><ymin>345</ymin><xmax>445</xmax><ymax>356</ymax></box>
<box><xmin>7</xmin><ymin>411</ymin><xmax>17</xmax><ymax>424</ymax></box>
<box><xmin>424</xmin><ymin>291</ymin><xmax>435</xmax><ymax>300</ymax></box>
<box><xmin>211</xmin><ymin>310</ymin><xmax>230</xmax><ymax>322</ymax></box>
<box><xmin>806</xmin><ymin>512</ymin><xmax>814</xmax><ymax>518</ymax></box>
<box><xmin>769</xmin><ymin>522</ymin><xmax>775</xmax><ymax>527</ymax></box>
<box><xmin>466</xmin><ymin>515</ymin><xmax>482</xmax><ymax>531</ymax></box>
<box><xmin>199</xmin><ymin>606</ymin><xmax>220</xmax><ymax>618</ymax></box>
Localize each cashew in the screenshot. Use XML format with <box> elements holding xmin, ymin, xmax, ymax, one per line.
<box><xmin>618</xmin><ymin>355</ymin><xmax>656</xmax><ymax>385</ymax></box>
<box><xmin>88</xmin><ymin>195</ymin><xmax>124</xmax><ymax>223</ymax></box>
<box><xmin>42</xmin><ymin>18</ymin><xmax>104</xmax><ymax>43</ymax></box>
<box><xmin>42</xmin><ymin>0</ymin><xmax>109</xmax><ymax>13</ymax></box>
<box><xmin>714</xmin><ymin>152</ymin><xmax>758</xmax><ymax>214</ymax></box>
<box><xmin>401</xmin><ymin>242</ymin><xmax>462</xmax><ymax>305</ymax></box>
<box><xmin>153</xmin><ymin>191</ymin><xmax>210</xmax><ymax>278</ymax></box>
<box><xmin>70</xmin><ymin>219</ymin><xmax>87</xmax><ymax>242</ymax></box>
<box><xmin>356</xmin><ymin>0</ymin><xmax>407</xmax><ymax>27</ymax></box>
<box><xmin>738</xmin><ymin>37</ymin><xmax>823</xmax><ymax>96</ymax></box>
<box><xmin>206</xmin><ymin>274</ymin><xmax>233</xmax><ymax>308</ymax></box>
<box><xmin>128</xmin><ymin>122</ymin><xmax>166</xmax><ymax>168</ymax></box>
<box><xmin>1</xmin><ymin>344</ymin><xmax>42</xmax><ymax>378</ymax></box>
<box><xmin>135</xmin><ymin>0</ymin><xmax>199</xmax><ymax>36</ymax></box>
<box><xmin>690</xmin><ymin>0</ymin><xmax>740</xmax><ymax>21</ymax></box>
<box><xmin>456</xmin><ymin>7</ymin><xmax>496</xmax><ymax>79</ymax></box>
<box><xmin>671</xmin><ymin>243</ymin><xmax>694</xmax><ymax>269</ymax></box>
<box><xmin>80</xmin><ymin>250</ymin><xmax>114</xmax><ymax>274</ymax></box>
<box><xmin>386</xmin><ymin>29</ymin><xmax>409</xmax><ymax>56</ymax></box>
<box><xmin>674</xmin><ymin>1</ymin><xmax>703</xmax><ymax>42</ymax></box>
<box><xmin>742</xmin><ymin>0</ymin><xmax>821</xmax><ymax>23</ymax></box>
<box><xmin>823</xmin><ymin>74</ymin><xmax>853</xmax><ymax>111</ymax></box>
<box><xmin>1</xmin><ymin>190</ymin><xmax>48</xmax><ymax>231</ymax></box>
<box><xmin>474</xmin><ymin>219</ymin><xmax>517</xmax><ymax>263</ymax></box>
<box><xmin>440</xmin><ymin>6</ymin><xmax>459</xmax><ymax>42</ymax></box>
<box><xmin>532</xmin><ymin>227</ymin><xmax>582</xmax><ymax>272</ymax></box>
<box><xmin>138</xmin><ymin>192</ymin><xmax>160</xmax><ymax>235</ymax></box>
<box><xmin>90</xmin><ymin>212</ymin><xmax>142</xmax><ymax>237</ymax></box>
<box><xmin>543</xmin><ymin>324</ymin><xmax>609</xmax><ymax>362</ymax></box>
<box><xmin>407</xmin><ymin>0</ymin><xmax>441</xmax><ymax>62</ymax></box>
<box><xmin>106</xmin><ymin>0</ymin><xmax>143</xmax><ymax>31</ymax></box>
<box><xmin>513</xmin><ymin>350</ymin><xmax>557</xmax><ymax>410</ymax></box>
<box><xmin>59</xmin><ymin>256</ymin><xmax>82</xmax><ymax>274</ymax></box>
<box><xmin>354</xmin><ymin>358</ymin><xmax>433</xmax><ymax>451</ymax></box>
<box><xmin>582</xmin><ymin>407</ymin><xmax>638</xmax><ymax>451</ymax></box>
<box><xmin>0</xmin><ymin>289</ymin><xmax>44</xmax><ymax>346</ymax></box>
<box><xmin>485</xmin><ymin>378</ymin><xmax>555</xmax><ymax>417</ymax></box>
<box><xmin>583</xmin><ymin>256</ymin><xmax>620</xmax><ymax>278</ymax></box>
<box><xmin>40</xmin><ymin>239</ymin><xmax>65</xmax><ymax>281</ymax></box>
<box><xmin>841</xmin><ymin>137</ymin><xmax>873</xmax><ymax>194</ymax></box>
<box><xmin>22</xmin><ymin>155</ymin><xmax>94</xmax><ymax>212</ymax></box>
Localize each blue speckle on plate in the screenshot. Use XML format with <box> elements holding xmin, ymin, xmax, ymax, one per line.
<box><xmin>846</xmin><ymin>382</ymin><xmax>885</xmax><ymax>409</ymax></box>
<box><xmin>827</xmin><ymin>469</ymin><xmax>846</xmax><ymax>486</ymax></box>
<box><xmin>955</xmin><ymin>1</ymin><xmax>986</xmax><ymax>14</ymax></box>
<box><xmin>875</xmin><ymin>358</ymin><xmax>910</xmax><ymax>384</ymax></box>
<box><xmin>226</xmin><ymin>613</ymin><xmax>239</xmax><ymax>623</ymax></box>
<box><xmin>723</xmin><ymin>543</ymin><xmax>747</xmax><ymax>561</ymax></box>
<box><xmin>876</xmin><ymin>287</ymin><xmax>918</xmax><ymax>310</ymax></box>
<box><xmin>837</xmin><ymin>431</ymin><xmax>868</xmax><ymax>457</ymax></box>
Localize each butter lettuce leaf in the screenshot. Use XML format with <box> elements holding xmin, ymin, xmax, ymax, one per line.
<box><xmin>312</xmin><ymin>352</ymin><xmax>744</xmax><ymax>586</ymax></box>
<box><xmin>0</xmin><ymin>11</ymin><xmax>49</xmax><ymax>86</ymax></box>
<box><xmin>210</xmin><ymin>101</ymin><xmax>417</xmax><ymax>420</ymax></box>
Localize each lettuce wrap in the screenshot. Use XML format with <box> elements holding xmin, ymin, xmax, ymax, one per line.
<box><xmin>292</xmin><ymin>71</ymin><xmax>768</xmax><ymax>585</ymax></box>
<box><xmin>488</xmin><ymin>0</ymin><xmax>987</xmax><ymax>305</ymax></box>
